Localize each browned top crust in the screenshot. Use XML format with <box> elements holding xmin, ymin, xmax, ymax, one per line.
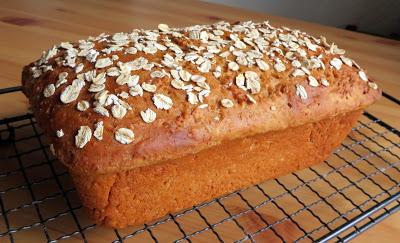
<box><xmin>21</xmin><ymin>20</ymin><xmax>381</xmax><ymax>174</ymax></box>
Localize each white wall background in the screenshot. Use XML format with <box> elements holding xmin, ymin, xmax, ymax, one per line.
<box><xmin>203</xmin><ymin>0</ymin><xmax>400</xmax><ymax>39</ymax></box>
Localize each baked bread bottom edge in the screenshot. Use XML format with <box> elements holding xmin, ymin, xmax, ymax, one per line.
<box><xmin>70</xmin><ymin>109</ymin><xmax>362</xmax><ymax>228</ymax></box>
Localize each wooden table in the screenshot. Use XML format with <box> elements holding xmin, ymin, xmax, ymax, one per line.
<box><xmin>0</xmin><ymin>0</ymin><xmax>399</xmax><ymax>242</ymax></box>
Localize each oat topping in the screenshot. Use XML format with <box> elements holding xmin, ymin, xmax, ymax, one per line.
<box><xmin>111</xmin><ymin>104</ymin><xmax>127</xmax><ymax>119</ymax></box>
<box><xmin>340</xmin><ymin>56</ymin><xmax>353</xmax><ymax>67</ymax></box>
<box><xmin>129</xmin><ymin>85</ymin><xmax>144</xmax><ymax>97</ymax></box>
<box><xmin>88</xmin><ymin>83</ymin><xmax>105</xmax><ymax>92</ymax></box>
<box><xmin>43</xmin><ymin>84</ymin><xmax>56</xmax><ymax>97</ymax></box>
<box><xmin>292</xmin><ymin>60</ymin><xmax>301</xmax><ymax>68</ymax></box>
<box><xmin>228</xmin><ymin>61</ymin><xmax>239</xmax><ymax>71</ymax></box>
<box><xmin>75</xmin><ymin>126</ymin><xmax>92</xmax><ymax>148</ymax></box>
<box><xmin>60</xmin><ymin>42</ymin><xmax>73</xmax><ymax>50</ymax></box>
<box><xmin>31</xmin><ymin>67</ymin><xmax>42</xmax><ymax>78</ymax></box>
<box><xmin>358</xmin><ymin>71</ymin><xmax>368</xmax><ymax>81</ymax></box>
<box><xmin>55</xmin><ymin>72</ymin><xmax>68</xmax><ymax>88</ymax></box>
<box><xmin>221</xmin><ymin>98</ymin><xmax>234</xmax><ymax>108</ymax></box>
<box><xmin>245</xmin><ymin>71</ymin><xmax>261</xmax><ymax>94</ymax></box>
<box><xmin>197</xmin><ymin>104</ymin><xmax>208</xmax><ymax>109</ymax></box>
<box><xmin>93</xmin><ymin>106</ymin><xmax>110</xmax><ymax>117</ymax></box>
<box><xmin>187</xmin><ymin>92</ymin><xmax>198</xmax><ymax>105</ymax></box>
<box><xmin>31</xmin><ymin>20</ymin><xmax>376</xmax><ymax>148</ymax></box>
<box><xmin>195</xmin><ymin>78</ymin><xmax>210</xmax><ymax>90</ymax></box>
<box><xmin>115</xmin><ymin>128</ymin><xmax>135</xmax><ymax>144</ymax></box>
<box><xmin>368</xmin><ymin>82</ymin><xmax>378</xmax><ymax>90</ymax></box>
<box><xmin>95</xmin><ymin>57</ymin><xmax>113</xmax><ymax>69</ymax></box>
<box><xmin>321</xmin><ymin>78</ymin><xmax>330</xmax><ymax>87</ymax></box>
<box><xmin>152</xmin><ymin>94</ymin><xmax>173</xmax><ymax>110</ymax></box>
<box><xmin>107</xmin><ymin>67</ymin><xmax>120</xmax><ymax>76</ymax></box>
<box><xmin>77</xmin><ymin>100</ymin><xmax>90</xmax><ymax>111</ymax></box>
<box><xmin>93</xmin><ymin>121</ymin><xmax>104</xmax><ymax>140</ymax></box>
<box><xmin>170</xmin><ymin>79</ymin><xmax>185</xmax><ymax>89</ymax></box>
<box><xmin>301</xmin><ymin>67</ymin><xmax>311</xmax><ymax>75</ymax></box>
<box><xmin>308</xmin><ymin>76</ymin><xmax>319</xmax><ymax>87</ymax></box>
<box><xmin>150</xmin><ymin>70</ymin><xmax>166</xmax><ymax>79</ymax></box>
<box><xmin>274</xmin><ymin>62</ymin><xmax>286</xmax><ymax>72</ymax></box>
<box><xmin>246</xmin><ymin>94</ymin><xmax>257</xmax><ymax>104</ymax></box>
<box><xmin>213</xmin><ymin>66</ymin><xmax>222</xmax><ymax>78</ymax></box>
<box><xmin>125</xmin><ymin>47</ymin><xmax>137</xmax><ymax>54</ymax></box>
<box><xmin>256</xmin><ymin>59</ymin><xmax>269</xmax><ymax>71</ymax></box>
<box><xmin>92</xmin><ymin>72</ymin><xmax>107</xmax><ymax>84</ymax></box>
<box><xmin>330</xmin><ymin>58</ymin><xmax>342</xmax><ymax>70</ymax></box>
<box><xmin>140</xmin><ymin>108</ymin><xmax>157</xmax><ymax>123</ymax></box>
<box><xmin>158</xmin><ymin>23</ymin><xmax>169</xmax><ymax>32</ymax></box>
<box><xmin>191</xmin><ymin>74</ymin><xmax>206</xmax><ymax>83</ymax></box>
<box><xmin>117</xmin><ymin>74</ymin><xmax>139</xmax><ymax>86</ymax></box>
<box><xmin>235</xmin><ymin>73</ymin><xmax>245</xmax><ymax>88</ymax></box>
<box><xmin>56</xmin><ymin>129</ymin><xmax>64</xmax><ymax>138</ymax></box>
<box><xmin>75</xmin><ymin>63</ymin><xmax>84</xmax><ymax>73</ymax></box>
<box><xmin>179</xmin><ymin>69</ymin><xmax>192</xmax><ymax>81</ymax></box>
<box><xmin>142</xmin><ymin>82</ymin><xmax>157</xmax><ymax>93</ymax></box>
<box><xmin>305</xmin><ymin>38</ymin><xmax>318</xmax><ymax>51</ymax></box>
<box><xmin>292</xmin><ymin>69</ymin><xmax>305</xmax><ymax>77</ymax></box>
<box><xmin>60</xmin><ymin>79</ymin><xmax>85</xmax><ymax>104</ymax></box>
<box><xmin>118</xmin><ymin>91</ymin><xmax>130</xmax><ymax>99</ymax></box>
<box><xmin>330</xmin><ymin>44</ymin><xmax>345</xmax><ymax>55</ymax></box>
<box><xmin>296</xmin><ymin>84</ymin><xmax>308</xmax><ymax>100</ymax></box>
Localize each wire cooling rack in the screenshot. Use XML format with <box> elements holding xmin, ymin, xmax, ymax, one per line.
<box><xmin>0</xmin><ymin>87</ymin><xmax>399</xmax><ymax>243</ymax></box>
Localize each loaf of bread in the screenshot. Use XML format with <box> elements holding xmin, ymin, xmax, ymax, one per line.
<box><xmin>22</xmin><ymin>20</ymin><xmax>380</xmax><ymax>228</ymax></box>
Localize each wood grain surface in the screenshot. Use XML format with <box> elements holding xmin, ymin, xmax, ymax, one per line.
<box><xmin>0</xmin><ymin>0</ymin><xmax>399</xmax><ymax>242</ymax></box>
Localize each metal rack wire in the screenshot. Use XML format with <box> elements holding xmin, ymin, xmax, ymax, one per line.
<box><xmin>0</xmin><ymin>87</ymin><xmax>399</xmax><ymax>242</ymax></box>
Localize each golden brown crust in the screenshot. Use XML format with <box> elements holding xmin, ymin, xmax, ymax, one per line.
<box><xmin>72</xmin><ymin>110</ymin><xmax>362</xmax><ymax>228</ymax></box>
<box><xmin>22</xmin><ymin>21</ymin><xmax>381</xmax><ymax>174</ymax></box>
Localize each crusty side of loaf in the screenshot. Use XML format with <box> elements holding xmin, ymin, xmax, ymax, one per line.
<box><xmin>21</xmin><ymin>21</ymin><xmax>380</xmax><ymax>175</ymax></box>
<box><xmin>71</xmin><ymin>110</ymin><xmax>362</xmax><ymax>228</ymax></box>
